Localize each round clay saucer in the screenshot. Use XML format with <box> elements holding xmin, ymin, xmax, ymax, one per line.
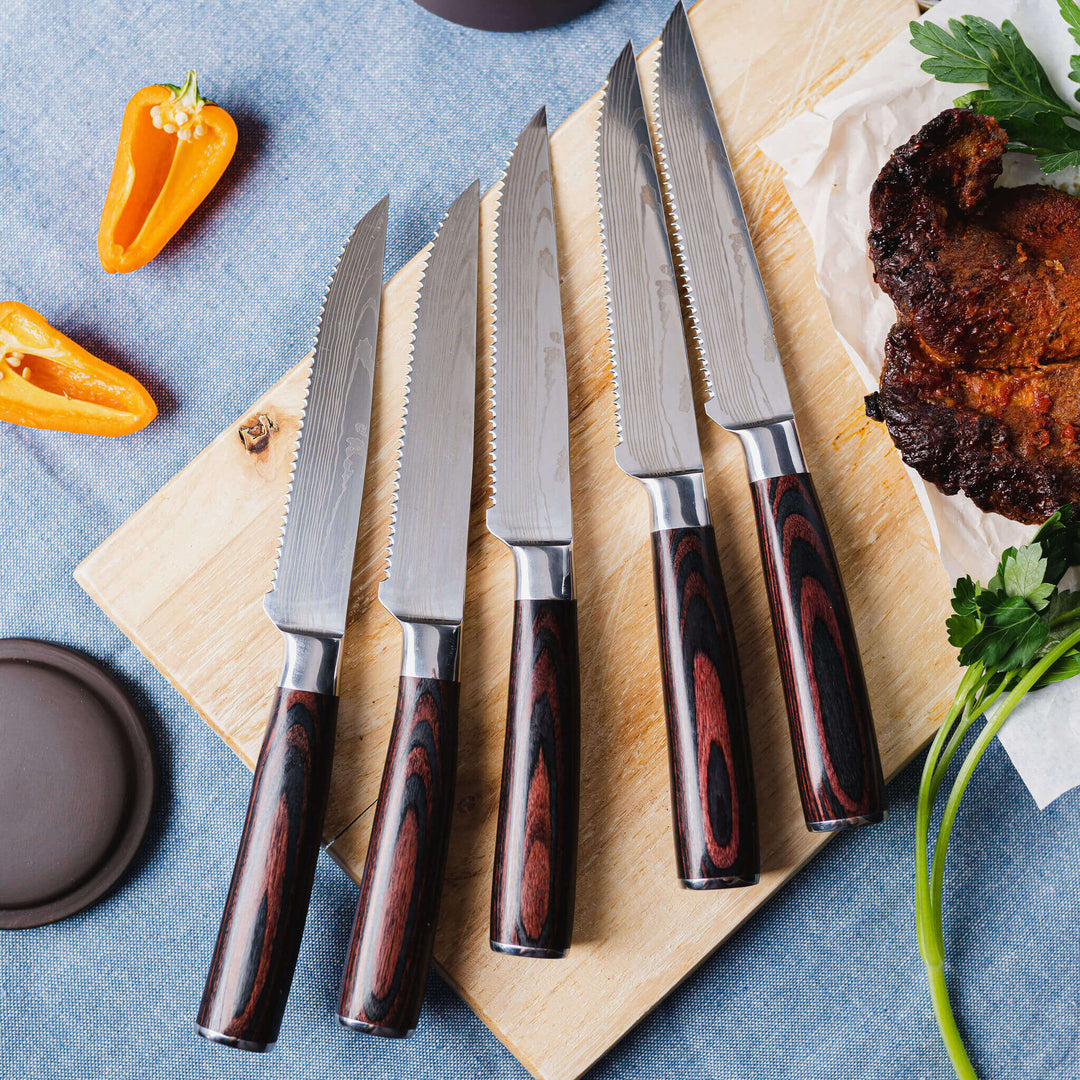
<box><xmin>0</xmin><ymin>639</ymin><xmax>155</xmax><ymax>930</ymax></box>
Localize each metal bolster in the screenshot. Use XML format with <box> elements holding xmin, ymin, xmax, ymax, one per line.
<box><xmin>280</xmin><ymin>632</ymin><xmax>341</xmax><ymax>695</ymax></box>
<box><xmin>734</xmin><ymin>418</ymin><xmax>806</xmax><ymax>482</ymax></box>
<box><xmin>399</xmin><ymin>620</ymin><xmax>461</xmax><ymax>682</ymax></box>
<box><xmin>511</xmin><ymin>543</ymin><xmax>574</xmax><ymax>602</ymax></box>
<box><xmin>641</xmin><ymin>471</ymin><xmax>712</xmax><ymax>531</ymax></box>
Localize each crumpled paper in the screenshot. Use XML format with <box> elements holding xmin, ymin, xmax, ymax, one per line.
<box><xmin>758</xmin><ymin>0</ymin><xmax>1080</xmax><ymax>808</ymax></box>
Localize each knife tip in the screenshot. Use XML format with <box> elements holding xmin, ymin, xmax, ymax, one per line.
<box><xmin>358</xmin><ymin>195</ymin><xmax>390</xmax><ymax>233</ymax></box>
<box><xmin>446</xmin><ymin>179</ymin><xmax>480</xmax><ymax>218</ymax></box>
<box><xmin>664</xmin><ymin>0</ymin><xmax>687</xmax><ymax>30</ymax></box>
<box><xmin>606</xmin><ymin>40</ymin><xmax>636</xmax><ymax>85</ymax></box>
<box><xmin>601</xmin><ymin>41</ymin><xmax>640</xmax><ymax>114</ymax></box>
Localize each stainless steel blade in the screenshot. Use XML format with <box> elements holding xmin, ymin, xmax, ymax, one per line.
<box><xmin>597</xmin><ymin>41</ymin><xmax>703</xmax><ymax>480</ymax></box>
<box><xmin>263</xmin><ymin>198</ymin><xmax>388</xmax><ymax>638</ymax></box>
<box><xmin>487</xmin><ymin>107</ymin><xmax>573</xmax><ymax>547</ymax></box>
<box><xmin>379</xmin><ymin>181</ymin><xmax>480</xmax><ymax>625</ymax></box>
<box><xmin>655</xmin><ymin>2</ymin><xmax>793</xmax><ymax>431</ymax></box>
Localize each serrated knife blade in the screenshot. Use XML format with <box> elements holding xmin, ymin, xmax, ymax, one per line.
<box><xmin>378</xmin><ymin>181</ymin><xmax>481</xmax><ymax>625</ymax></box>
<box><xmin>487</xmin><ymin>108</ymin><xmax>580</xmax><ymax>958</ymax></box>
<box><xmin>199</xmin><ymin>198</ymin><xmax>389</xmax><ymax>1054</ymax></box>
<box><xmin>596</xmin><ymin>41</ymin><xmax>702</xmax><ymax>480</ymax></box>
<box><xmin>653</xmin><ymin>2</ymin><xmax>790</xmax><ymax>431</ymax></box>
<box><xmin>264</xmin><ymin>199</ymin><xmax>389</xmax><ymax>636</ymax></box>
<box><xmin>654</xmin><ymin>2</ymin><xmax>885</xmax><ymax>833</ymax></box>
<box><xmin>338</xmin><ymin>181</ymin><xmax>480</xmax><ymax>1037</ymax></box>
<box><xmin>597</xmin><ymin>42</ymin><xmax>758</xmax><ymax>889</ymax></box>
<box><xmin>487</xmin><ymin>106</ymin><xmax>573</xmax><ymax>546</ymax></box>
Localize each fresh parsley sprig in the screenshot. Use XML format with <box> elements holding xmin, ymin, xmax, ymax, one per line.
<box><xmin>911</xmin><ymin>5</ymin><xmax>1080</xmax><ymax>173</ymax></box>
<box><xmin>917</xmin><ymin>505</ymin><xmax>1080</xmax><ymax>1078</ymax></box>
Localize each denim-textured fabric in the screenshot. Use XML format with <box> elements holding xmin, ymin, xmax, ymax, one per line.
<box><xmin>1</xmin><ymin>1</ymin><xmax>1078</xmax><ymax>1077</ymax></box>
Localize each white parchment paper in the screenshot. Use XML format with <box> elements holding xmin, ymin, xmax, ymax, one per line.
<box><xmin>758</xmin><ymin>0</ymin><xmax>1080</xmax><ymax>807</ymax></box>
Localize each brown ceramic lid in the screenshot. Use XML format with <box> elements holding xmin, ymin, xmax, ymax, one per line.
<box><xmin>0</xmin><ymin>639</ymin><xmax>155</xmax><ymax>929</ymax></box>
<box><xmin>413</xmin><ymin>0</ymin><xmax>603</xmax><ymax>31</ymax></box>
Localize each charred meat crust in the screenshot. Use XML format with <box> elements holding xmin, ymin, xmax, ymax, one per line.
<box><xmin>879</xmin><ymin>324</ymin><xmax>1072</xmax><ymax>524</ymax></box>
<box><xmin>869</xmin><ymin>108</ymin><xmax>1080</xmax><ymax>523</ymax></box>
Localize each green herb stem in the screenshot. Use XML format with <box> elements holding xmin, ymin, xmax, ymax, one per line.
<box><xmin>1049</xmin><ymin>603</ymin><xmax>1080</xmax><ymax>627</ymax></box>
<box><xmin>914</xmin><ymin>505</ymin><xmax>1080</xmax><ymax>1077</ymax></box>
<box><xmin>915</xmin><ymin>664</ymin><xmax>981</xmax><ymax>968</ymax></box>
<box><xmin>918</xmin><ymin>625</ymin><xmax>1080</xmax><ymax>1080</ymax></box>
<box><xmin>926</xmin><ymin>960</ymin><xmax>979</xmax><ymax>1080</ymax></box>
<box><xmin>929</xmin><ymin>626</ymin><xmax>1080</xmax><ymax>919</ymax></box>
<box><xmin>930</xmin><ymin>670</ymin><xmax>1012</xmax><ymax>794</ymax></box>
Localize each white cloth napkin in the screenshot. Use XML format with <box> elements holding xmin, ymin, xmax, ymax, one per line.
<box><xmin>758</xmin><ymin>0</ymin><xmax>1080</xmax><ymax>807</ymax></box>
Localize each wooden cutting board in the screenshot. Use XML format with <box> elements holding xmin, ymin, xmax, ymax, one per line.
<box><xmin>77</xmin><ymin>1</ymin><xmax>941</xmax><ymax>1076</ymax></box>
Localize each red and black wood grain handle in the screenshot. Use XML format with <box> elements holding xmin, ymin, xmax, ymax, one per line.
<box><xmin>197</xmin><ymin>686</ymin><xmax>338</xmax><ymax>1051</ymax></box>
<box><xmin>337</xmin><ymin>676</ymin><xmax>458</xmax><ymax>1038</ymax></box>
<box><xmin>749</xmin><ymin>472</ymin><xmax>885</xmax><ymax>831</ymax></box>
<box><xmin>490</xmin><ymin>598</ymin><xmax>580</xmax><ymax>958</ymax></box>
<box><xmin>651</xmin><ymin>525</ymin><xmax>759</xmax><ymax>888</ymax></box>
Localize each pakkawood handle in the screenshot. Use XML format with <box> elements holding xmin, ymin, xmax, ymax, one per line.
<box><xmin>337</xmin><ymin>676</ymin><xmax>459</xmax><ymax>1038</ymax></box>
<box><xmin>197</xmin><ymin>686</ymin><xmax>338</xmax><ymax>1052</ymax></box>
<box><xmin>749</xmin><ymin>472</ymin><xmax>885</xmax><ymax>831</ymax></box>
<box><xmin>490</xmin><ymin>598</ymin><xmax>580</xmax><ymax>958</ymax></box>
<box><xmin>652</xmin><ymin>525</ymin><xmax>758</xmax><ymax>888</ymax></box>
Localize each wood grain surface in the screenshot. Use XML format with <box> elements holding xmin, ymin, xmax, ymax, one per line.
<box><xmin>750</xmin><ymin>473</ymin><xmax>886</xmax><ymax>830</ymax></box>
<box><xmin>490</xmin><ymin>597</ymin><xmax>580</xmax><ymax>957</ymax></box>
<box><xmin>338</xmin><ymin>676</ymin><xmax>459</xmax><ymax>1038</ymax></box>
<box><xmin>652</xmin><ymin>525</ymin><xmax>758</xmax><ymax>886</ymax></box>
<box><xmin>197</xmin><ymin>686</ymin><xmax>337</xmax><ymax>1050</ymax></box>
<box><xmin>75</xmin><ymin>2</ymin><xmax>944</xmax><ymax>1077</ymax></box>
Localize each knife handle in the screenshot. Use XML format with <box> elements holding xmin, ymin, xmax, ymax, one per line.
<box><xmin>491</xmin><ymin>582</ymin><xmax>580</xmax><ymax>958</ymax></box>
<box><xmin>749</xmin><ymin>469</ymin><xmax>885</xmax><ymax>830</ymax></box>
<box><xmin>197</xmin><ymin>638</ymin><xmax>339</xmax><ymax>1051</ymax></box>
<box><xmin>645</xmin><ymin>473</ymin><xmax>758</xmax><ymax>888</ymax></box>
<box><xmin>338</xmin><ymin>658</ymin><xmax>459</xmax><ymax>1038</ymax></box>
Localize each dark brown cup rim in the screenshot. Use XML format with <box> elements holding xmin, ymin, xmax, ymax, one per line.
<box><xmin>412</xmin><ymin>0</ymin><xmax>603</xmax><ymax>32</ymax></box>
<box><xmin>0</xmin><ymin>639</ymin><xmax>156</xmax><ymax>930</ymax></box>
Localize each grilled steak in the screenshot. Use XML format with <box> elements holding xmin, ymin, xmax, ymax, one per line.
<box><xmin>868</xmin><ymin>108</ymin><xmax>1080</xmax><ymax>524</ymax></box>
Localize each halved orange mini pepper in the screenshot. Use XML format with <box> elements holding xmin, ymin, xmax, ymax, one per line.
<box><xmin>98</xmin><ymin>71</ymin><xmax>237</xmax><ymax>273</ymax></box>
<box><xmin>0</xmin><ymin>303</ymin><xmax>157</xmax><ymax>435</ymax></box>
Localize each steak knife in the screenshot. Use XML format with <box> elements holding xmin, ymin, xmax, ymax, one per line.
<box><xmin>596</xmin><ymin>44</ymin><xmax>758</xmax><ymax>888</ymax></box>
<box><xmin>654</xmin><ymin>2</ymin><xmax>885</xmax><ymax>830</ymax></box>
<box><xmin>337</xmin><ymin>181</ymin><xmax>480</xmax><ymax>1037</ymax></box>
<box><xmin>488</xmin><ymin>108</ymin><xmax>580</xmax><ymax>958</ymax></box>
<box><xmin>197</xmin><ymin>197</ymin><xmax>389</xmax><ymax>1052</ymax></box>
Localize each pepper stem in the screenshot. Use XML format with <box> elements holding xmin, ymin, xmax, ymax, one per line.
<box><xmin>170</xmin><ymin>70</ymin><xmax>207</xmax><ymax>112</ymax></box>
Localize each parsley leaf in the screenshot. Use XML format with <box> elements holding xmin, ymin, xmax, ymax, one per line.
<box><xmin>957</xmin><ymin>593</ymin><xmax>1048</xmax><ymax>670</ymax></box>
<box><xmin>1058</xmin><ymin>0</ymin><xmax>1080</xmax><ymax>94</ymax></box>
<box><xmin>947</xmin><ymin>508</ymin><xmax>1080</xmax><ymax>671</ymax></box>
<box><xmin>910</xmin><ymin>12</ymin><xmax>1080</xmax><ymax>174</ymax></box>
<box><xmin>1002</xmin><ymin>544</ymin><xmax>1053</xmax><ymax>608</ymax></box>
<box><xmin>1033</xmin><ymin>505</ymin><xmax>1080</xmax><ymax>583</ymax></box>
<box><xmin>946</xmin><ymin>610</ymin><xmax>980</xmax><ymax>649</ymax></box>
<box><xmin>910</xmin><ymin>17</ymin><xmax>998</xmax><ymax>84</ymax></box>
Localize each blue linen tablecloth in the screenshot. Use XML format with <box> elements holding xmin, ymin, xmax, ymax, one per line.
<box><xmin>1</xmin><ymin>0</ymin><xmax>1078</xmax><ymax>1076</ymax></box>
